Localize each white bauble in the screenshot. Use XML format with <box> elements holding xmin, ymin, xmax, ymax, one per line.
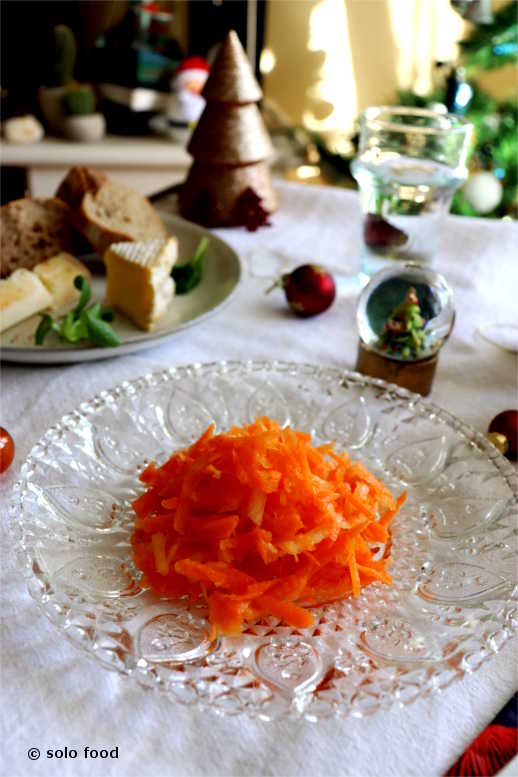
<box><xmin>462</xmin><ymin>171</ymin><xmax>503</xmax><ymax>214</ymax></box>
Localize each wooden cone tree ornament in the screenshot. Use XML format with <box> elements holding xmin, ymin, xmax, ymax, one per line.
<box><xmin>179</xmin><ymin>30</ymin><xmax>277</xmax><ymax>229</ymax></box>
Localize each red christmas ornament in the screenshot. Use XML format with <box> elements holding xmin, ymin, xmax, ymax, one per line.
<box><xmin>445</xmin><ymin>724</ymin><xmax>517</xmax><ymax>776</ymax></box>
<box><xmin>0</xmin><ymin>427</ymin><xmax>15</xmax><ymax>473</ymax></box>
<box><xmin>488</xmin><ymin>410</ymin><xmax>518</xmax><ymax>460</ymax></box>
<box><xmin>269</xmin><ymin>264</ymin><xmax>336</xmax><ymax>317</ymax></box>
<box><xmin>364</xmin><ymin>213</ymin><xmax>408</xmax><ymax>252</ymax></box>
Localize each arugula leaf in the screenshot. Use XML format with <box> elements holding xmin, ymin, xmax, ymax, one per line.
<box><xmin>88</xmin><ymin>301</ymin><xmax>101</xmax><ymax>319</ymax></box>
<box><xmin>62</xmin><ymin>310</ymin><xmax>88</xmax><ymax>343</ymax></box>
<box><xmin>34</xmin><ymin>275</ymin><xmax>121</xmax><ymax>348</ymax></box>
<box><xmin>101</xmin><ymin>308</ymin><xmax>115</xmax><ymax>323</ymax></box>
<box><xmin>84</xmin><ymin>308</ymin><xmax>121</xmax><ymax>347</ymax></box>
<box><xmin>73</xmin><ymin>275</ymin><xmax>91</xmax><ymax>315</ymax></box>
<box><xmin>172</xmin><ymin>236</ymin><xmax>209</xmax><ymax>295</ymax></box>
<box><xmin>35</xmin><ymin>314</ymin><xmax>62</xmax><ymax>345</ymax></box>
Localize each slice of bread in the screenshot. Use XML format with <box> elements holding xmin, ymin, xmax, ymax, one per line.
<box><xmin>0</xmin><ymin>198</ymin><xmax>84</xmax><ymax>278</ymax></box>
<box><xmin>55</xmin><ymin>166</ymin><xmax>107</xmax><ymax>211</ymax></box>
<box><xmin>79</xmin><ymin>182</ymin><xmax>168</xmax><ymax>254</ymax></box>
<box><xmin>56</xmin><ymin>173</ymin><xmax>169</xmax><ymax>255</ymax></box>
<box><xmin>0</xmin><ymin>268</ymin><xmax>53</xmax><ymax>332</ymax></box>
<box><xmin>33</xmin><ymin>252</ymin><xmax>91</xmax><ymax>312</ymax></box>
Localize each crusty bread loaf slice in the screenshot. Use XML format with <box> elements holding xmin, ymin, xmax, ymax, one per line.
<box><xmin>0</xmin><ymin>198</ymin><xmax>84</xmax><ymax>278</ymax></box>
<box><xmin>55</xmin><ymin>166</ymin><xmax>107</xmax><ymax>211</ymax></box>
<box><xmin>73</xmin><ymin>181</ymin><xmax>168</xmax><ymax>255</ymax></box>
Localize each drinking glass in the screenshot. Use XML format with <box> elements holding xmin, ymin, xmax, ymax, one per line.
<box><xmin>351</xmin><ymin>106</ymin><xmax>473</xmax><ymax>281</ymax></box>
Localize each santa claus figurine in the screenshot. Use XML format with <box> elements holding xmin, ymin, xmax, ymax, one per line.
<box><xmin>162</xmin><ymin>57</ymin><xmax>210</xmax><ymax>142</ymax></box>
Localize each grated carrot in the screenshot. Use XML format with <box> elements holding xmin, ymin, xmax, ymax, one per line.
<box><xmin>130</xmin><ymin>417</ymin><xmax>406</xmax><ymax>637</ymax></box>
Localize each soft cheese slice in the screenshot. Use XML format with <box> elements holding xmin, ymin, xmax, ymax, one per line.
<box><xmin>0</xmin><ymin>268</ymin><xmax>53</xmax><ymax>333</ymax></box>
<box><xmin>104</xmin><ymin>238</ymin><xmax>177</xmax><ymax>331</ymax></box>
<box><xmin>33</xmin><ymin>252</ymin><xmax>92</xmax><ymax>312</ymax></box>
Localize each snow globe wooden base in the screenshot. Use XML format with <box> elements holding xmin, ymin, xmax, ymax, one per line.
<box><xmin>354</xmin><ymin>264</ymin><xmax>454</xmax><ymax>397</ymax></box>
<box><xmin>355</xmin><ymin>343</ymin><xmax>438</xmax><ymax>396</ymax></box>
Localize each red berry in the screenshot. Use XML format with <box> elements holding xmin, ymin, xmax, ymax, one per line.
<box><xmin>0</xmin><ymin>427</ymin><xmax>15</xmax><ymax>473</ymax></box>
<box><xmin>363</xmin><ymin>214</ymin><xmax>408</xmax><ymax>252</ymax></box>
<box><xmin>488</xmin><ymin>410</ymin><xmax>517</xmax><ymax>461</ymax></box>
<box><xmin>281</xmin><ymin>264</ymin><xmax>336</xmax><ymax>317</ymax></box>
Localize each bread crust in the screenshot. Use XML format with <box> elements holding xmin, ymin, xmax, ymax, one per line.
<box><xmin>76</xmin><ymin>184</ymin><xmax>168</xmax><ymax>255</ymax></box>
<box><xmin>55</xmin><ymin>168</ymin><xmax>168</xmax><ymax>255</ymax></box>
<box><xmin>0</xmin><ymin>198</ymin><xmax>84</xmax><ymax>278</ymax></box>
<box><xmin>55</xmin><ymin>166</ymin><xmax>107</xmax><ymax>211</ymax></box>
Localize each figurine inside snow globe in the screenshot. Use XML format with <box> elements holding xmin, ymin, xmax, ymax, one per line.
<box><xmin>355</xmin><ymin>264</ymin><xmax>454</xmax><ymax>395</ymax></box>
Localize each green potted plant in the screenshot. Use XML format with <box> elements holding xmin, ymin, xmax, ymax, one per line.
<box><xmin>38</xmin><ymin>25</ymin><xmax>105</xmax><ymax>141</ymax></box>
<box><xmin>38</xmin><ymin>25</ymin><xmax>77</xmax><ymax>133</ymax></box>
<box><xmin>63</xmin><ymin>83</ymin><xmax>105</xmax><ymax>142</ymax></box>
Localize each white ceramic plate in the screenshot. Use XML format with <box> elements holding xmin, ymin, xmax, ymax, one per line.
<box><xmin>0</xmin><ymin>213</ymin><xmax>242</xmax><ymax>364</ymax></box>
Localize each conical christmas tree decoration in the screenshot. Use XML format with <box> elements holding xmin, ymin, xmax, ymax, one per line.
<box><xmin>179</xmin><ymin>30</ymin><xmax>277</xmax><ymax>229</ymax></box>
<box><xmin>189</xmin><ymin>103</ymin><xmax>272</xmax><ymax>164</ymax></box>
<box><xmin>202</xmin><ymin>30</ymin><xmax>262</xmax><ymax>104</ymax></box>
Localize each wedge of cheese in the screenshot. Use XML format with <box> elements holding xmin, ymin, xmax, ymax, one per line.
<box><xmin>104</xmin><ymin>238</ymin><xmax>177</xmax><ymax>331</ymax></box>
<box><xmin>33</xmin><ymin>252</ymin><xmax>91</xmax><ymax>312</ymax></box>
<box><xmin>0</xmin><ymin>268</ymin><xmax>53</xmax><ymax>333</ymax></box>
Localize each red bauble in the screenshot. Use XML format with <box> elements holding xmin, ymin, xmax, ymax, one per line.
<box><xmin>488</xmin><ymin>410</ymin><xmax>518</xmax><ymax>461</ymax></box>
<box><xmin>445</xmin><ymin>724</ymin><xmax>517</xmax><ymax>777</ymax></box>
<box><xmin>280</xmin><ymin>264</ymin><xmax>336</xmax><ymax>317</ymax></box>
<box><xmin>0</xmin><ymin>427</ymin><xmax>15</xmax><ymax>473</ymax></box>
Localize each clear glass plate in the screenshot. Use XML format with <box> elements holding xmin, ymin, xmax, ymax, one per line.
<box><xmin>11</xmin><ymin>361</ymin><xmax>517</xmax><ymax>720</ymax></box>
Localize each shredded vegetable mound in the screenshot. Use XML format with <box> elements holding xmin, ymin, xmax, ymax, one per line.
<box><xmin>131</xmin><ymin>417</ymin><xmax>406</xmax><ymax>636</ymax></box>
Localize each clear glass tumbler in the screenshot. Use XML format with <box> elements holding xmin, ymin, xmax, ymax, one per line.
<box><xmin>351</xmin><ymin>106</ymin><xmax>473</xmax><ymax>280</ymax></box>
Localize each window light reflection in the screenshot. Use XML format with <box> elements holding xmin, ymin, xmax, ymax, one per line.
<box><xmin>303</xmin><ymin>0</ymin><xmax>357</xmax><ymax>135</ymax></box>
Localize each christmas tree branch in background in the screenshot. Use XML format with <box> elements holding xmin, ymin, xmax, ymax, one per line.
<box><xmin>276</xmin><ymin>1</ymin><xmax>517</xmax><ymax>219</ymax></box>
<box><xmin>460</xmin><ymin>1</ymin><xmax>517</xmax><ymax>72</ymax></box>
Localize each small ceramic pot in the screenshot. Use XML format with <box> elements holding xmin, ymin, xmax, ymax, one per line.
<box><xmin>63</xmin><ymin>113</ymin><xmax>106</xmax><ymax>142</ymax></box>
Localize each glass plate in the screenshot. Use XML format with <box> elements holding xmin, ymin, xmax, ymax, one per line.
<box><xmin>11</xmin><ymin>361</ymin><xmax>517</xmax><ymax>720</ymax></box>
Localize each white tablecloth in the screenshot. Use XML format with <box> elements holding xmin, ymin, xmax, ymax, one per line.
<box><xmin>1</xmin><ymin>182</ymin><xmax>517</xmax><ymax>777</ymax></box>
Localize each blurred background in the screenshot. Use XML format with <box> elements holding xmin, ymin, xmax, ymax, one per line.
<box><xmin>1</xmin><ymin>0</ymin><xmax>516</xmax><ymax>218</ymax></box>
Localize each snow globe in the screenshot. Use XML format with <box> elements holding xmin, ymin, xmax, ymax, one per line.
<box><xmin>355</xmin><ymin>264</ymin><xmax>454</xmax><ymax>395</ymax></box>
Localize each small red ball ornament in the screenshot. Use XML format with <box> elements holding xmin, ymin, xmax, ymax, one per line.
<box><xmin>0</xmin><ymin>427</ymin><xmax>15</xmax><ymax>473</ymax></box>
<box><xmin>269</xmin><ymin>264</ymin><xmax>336</xmax><ymax>317</ymax></box>
<box><xmin>488</xmin><ymin>410</ymin><xmax>517</xmax><ymax>461</ymax></box>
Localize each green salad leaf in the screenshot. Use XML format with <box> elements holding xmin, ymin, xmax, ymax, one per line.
<box><xmin>172</xmin><ymin>236</ymin><xmax>209</xmax><ymax>295</ymax></box>
<box><xmin>84</xmin><ymin>308</ymin><xmax>121</xmax><ymax>347</ymax></box>
<box><xmin>35</xmin><ymin>275</ymin><xmax>121</xmax><ymax>348</ymax></box>
<box><xmin>35</xmin><ymin>314</ymin><xmax>62</xmax><ymax>345</ymax></box>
